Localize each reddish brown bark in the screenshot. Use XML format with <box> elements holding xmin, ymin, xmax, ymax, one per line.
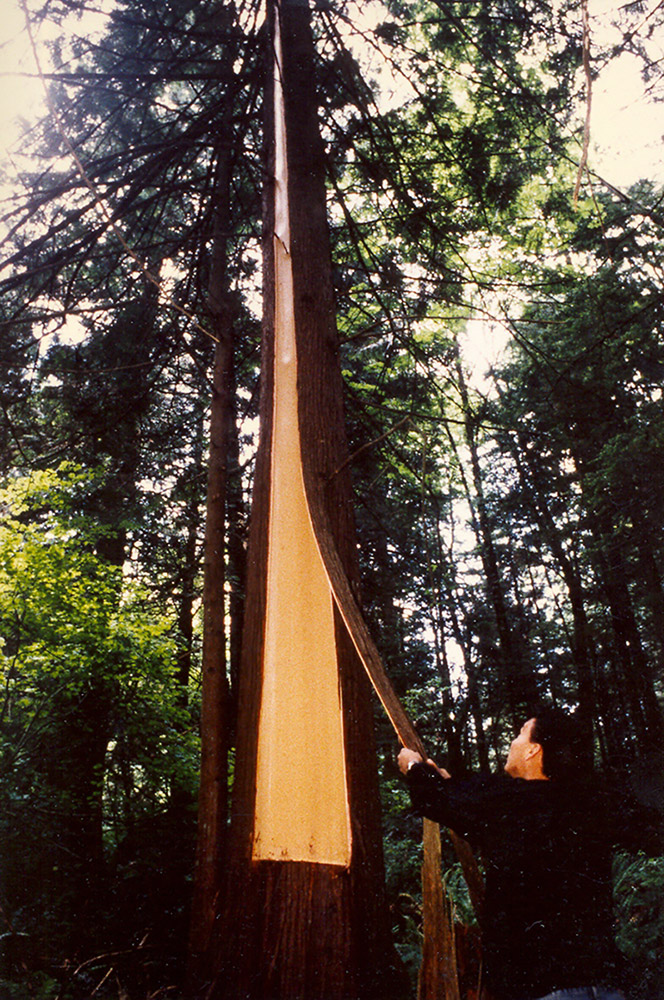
<box><xmin>419</xmin><ymin>821</ymin><xmax>460</xmax><ymax>1000</ymax></box>
<box><xmin>186</xmin><ymin>144</ymin><xmax>234</xmax><ymax>991</ymax></box>
<box><xmin>206</xmin><ymin>3</ymin><xmax>404</xmax><ymax>997</ymax></box>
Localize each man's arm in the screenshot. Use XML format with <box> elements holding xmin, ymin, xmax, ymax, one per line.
<box><xmin>397</xmin><ymin>749</ymin><xmax>490</xmax><ymax>840</ymax></box>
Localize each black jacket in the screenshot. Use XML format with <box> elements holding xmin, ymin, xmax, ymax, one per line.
<box><xmin>406</xmin><ymin>765</ymin><xmax>662</xmax><ymax>1000</ymax></box>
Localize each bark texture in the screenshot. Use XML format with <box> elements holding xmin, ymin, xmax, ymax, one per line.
<box><xmin>187</xmin><ymin>142</ymin><xmax>235</xmax><ymax>991</ymax></box>
<box><xmin>209</xmin><ymin>3</ymin><xmax>402</xmax><ymax>997</ymax></box>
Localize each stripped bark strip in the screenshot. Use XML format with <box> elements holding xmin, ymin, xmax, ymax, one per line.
<box><xmin>419</xmin><ymin>819</ymin><xmax>461</xmax><ymax>1000</ymax></box>
<box><xmin>574</xmin><ymin>0</ymin><xmax>592</xmax><ymax>207</ymax></box>
<box><xmin>300</xmin><ymin>464</ymin><xmax>485</xmax><ymax>925</ymax></box>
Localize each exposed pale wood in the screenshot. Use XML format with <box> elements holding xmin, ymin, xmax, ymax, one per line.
<box><xmin>252</xmin><ymin>13</ymin><xmax>351</xmax><ymax>860</ymax></box>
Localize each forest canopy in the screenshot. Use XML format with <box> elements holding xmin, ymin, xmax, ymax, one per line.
<box><xmin>0</xmin><ymin>0</ymin><xmax>663</xmax><ymax>997</ymax></box>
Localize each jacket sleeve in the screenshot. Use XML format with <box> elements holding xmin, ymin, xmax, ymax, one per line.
<box><xmin>405</xmin><ymin>764</ymin><xmax>493</xmax><ymax>841</ymax></box>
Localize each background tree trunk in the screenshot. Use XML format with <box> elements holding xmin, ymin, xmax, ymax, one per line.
<box><xmin>454</xmin><ymin>352</ymin><xmax>539</xmax><ymax>721</ymax></box>
<box><xmin>186</xmin><ymin>142</ymin><xmax>235</xmax><ymax>991</ymax></box>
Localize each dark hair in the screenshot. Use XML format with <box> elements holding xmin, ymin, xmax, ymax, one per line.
<box><xmin>531</xmin><ymin>707</ymin><xmax>585</xmax><ymax>780</ymax></box>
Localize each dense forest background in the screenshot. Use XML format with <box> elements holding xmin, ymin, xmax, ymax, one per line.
<box><xmin>1</xmin><ymin>0</ymin><xmax>663</xmax><ymax>997</ymax></box>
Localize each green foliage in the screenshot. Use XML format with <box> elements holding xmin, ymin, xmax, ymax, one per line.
<box><xmin>0</xmin><ymin>972</ymin><xmax>61</xmax><ymax>999</ymax></box>
<box><xmin>614</xmin><ymin>851</ymin><xmax>664</xmax><ymax>967</ymax></box>
<box><xmin>0</xmin><ymin>465</ymin><xmax>199</xmax><ymax>980</ymax></box>
<box><xmin>0</xmin><ymin>465</ymin><xmax>195</xmax><ymax>796</ymax></box>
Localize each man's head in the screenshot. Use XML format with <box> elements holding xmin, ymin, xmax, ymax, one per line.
<box><xmin>505</xmin><ymin>718</ymin><xmax>544</xmax><ymax>779</ymax></box>
<box><xmin>505</xmin><ymin>707</ymin><xmax>583</xmax><ymax>780</ymax></box>
<box><xmin>530</xmin><ymin>706</ymin><xmax>585</xmax><ymax>780</ymax></box>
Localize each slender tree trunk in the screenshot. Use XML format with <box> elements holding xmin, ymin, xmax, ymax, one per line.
<box><xmin>567</xmin><ymin>435</ymin><xmax>664</xmax><ymax>748</ymax></box>
<box><xmin>434</xmin><ymin>481</ymin><xmax>491</xmax><ymax>772</ymax></box>
<box><xmin>590</xmin><ymin>524</ymin><xmax>663</xmax><ymax>745</ymax></box>
<box><xmin>451</xmin><ymin>353</ymin><xmax>539</xmax><ymax>722</ymax></box>
<box><xmin>631</xmin><ymin>532</ymin><xmax>664</xmax><ymax>669</ymax></box>
<box><xmin>226</xmin><ymin>361</ymin><xmax>246</xmax><ymax>741</ymax></box>
<box><xmin>186</xmin><ymin>140</ymin><xmax>235</xmax><ymax>991</ymax></box>
<box><xmin>428</xmin><ymin>504</ymin><xmax>466</xmax><ymax>773</ymax></box>
<box><xmin>508</xmin><ymin>439</ymin><xmax>596</xmax><ymax>762</ymax></box>
<box><xmin>177</xmin><ymin>428</ymin><xmax>205</xmax><ymax>695</ymax></box>
<box><xmin>37</xmin><ymin>688</ymin><xmax>111</xmax><ymax>955</ymax></box>
<box><xmin>38</xmin><ymin>272</ymin><xmax>164</xmax><ymax>954</ymax></box>
<box><xmin>371</xmin><ymin>522</ymin><xmax>408</xmax><ymax>688</ymax></box>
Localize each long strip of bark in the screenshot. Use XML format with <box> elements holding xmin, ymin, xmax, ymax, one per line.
<box><xmin>301</xmin><ymin>468</ymin><xmax>485</xmax><ymax>926</ymax></box>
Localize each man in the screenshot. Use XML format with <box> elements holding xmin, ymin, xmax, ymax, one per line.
<box><xmin>398</xmin><ymin>707</ymin><xmax>662</xmax><ymax>1000</ymax></box>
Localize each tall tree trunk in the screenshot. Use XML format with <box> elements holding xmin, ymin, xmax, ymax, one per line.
<box><xmin>186</xmin><ymin>141</ymin><xmax>235</xmax><ymax>991</ymax></box>
<box><xmin>208</xmin><ymin>3</ymin><xmax>403</xmax><ymax>997</ymax></box>
<box><xmin>226</xmin><ymin>359</ymin><xmax>246</xmax><ymax>741</ymax></box>
<box><xmin>590</xmin><ymin>522</ymin><xmax>663</xmax><ymax>747</ymax></box>
<box><xmin>37</xmin><ymin>687</ymin><xmax>111</xmax><ymax>956</ymax></box>
<box><xmin>433</xmin><ymin>482</ymin><xmax>491</xmax><ymax>772</ymax></box>
<box><xmin>508</xmin><ymin>438</ymin><xmax>596</xmax><ymax>762</ymax></box>
<box><xmin>568</xmin><ymin>437</ymin><xmax>664</xmax><ymax>748</ymax></box>
<box><xmin>177</xmin><ymin>426</ymin><xmax>205</xmax><ymax>696</ymax></box>
<box><xmin>451</xmin><ymin>354</ymin><xmax>539</xmax><ymax>722</ymax></box>
<box><xmin>37</xmin><ymin>272</ymin><xmax>164</xmax><ymax>955</ymax></box>
<box><xmin>428</xmin><ymin>503</ymin><xmax>465</xmax><ymax>773</ymax></box>
<box><xmin>631</xmin><ymin>531</ymin><xmax>664</xmax><ymax>672</ymax></box>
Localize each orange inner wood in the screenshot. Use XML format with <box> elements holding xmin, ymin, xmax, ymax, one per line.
<box><xmin>252</xmin><ymin>15</ymin><xmax>351</xmax><ymax>866</ymax></box>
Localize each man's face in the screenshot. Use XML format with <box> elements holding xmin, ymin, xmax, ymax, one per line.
<box><xmin>505</xmin><ymin>717</ymin><xmax>538</xmax><ymax>778</ymax></box>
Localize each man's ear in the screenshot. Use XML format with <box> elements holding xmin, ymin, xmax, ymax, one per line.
<box><xmin>526</xmin><ymin>741</ymin><xmax>543</xmax><ymax>761</ymax></box>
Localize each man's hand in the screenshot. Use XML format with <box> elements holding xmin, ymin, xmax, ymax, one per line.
<box><xmin>426</xmin><ymin>759</ymin><xmax>451</xmax><ymax>779</ymax></box>
<box><xmin>398</xmin><ymin>748</ymin><xmax>452</xmax><ymax>778</ymax></box>
<box><xmin>398</xmin><ymin>748</ymin><xmax>423</xmax><ymax>774</ymax></box>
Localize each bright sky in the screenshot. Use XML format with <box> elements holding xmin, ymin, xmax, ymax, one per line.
<box><xmin>592</xmin><ymin>51</ymin><xmax>664</xmax><ymax>186</ymax></box>
<box><xmin>1</xmin><ymin>0</ymin><xmax>662</xmax><ymax>184</ymax></box>
<box><xmin>0</xmin><ymin>3</ymin><xmax>37</xmax><ymax>155</ymax></box>
<box><xmin>589</xmin><ymin>0</ymin><xmax>664</xmax><ymax>185</ymax></box>
<box><xmin>0</xmin><ymin>0</ymin><xmax>661</xmax><ymax>373</ymax></box>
